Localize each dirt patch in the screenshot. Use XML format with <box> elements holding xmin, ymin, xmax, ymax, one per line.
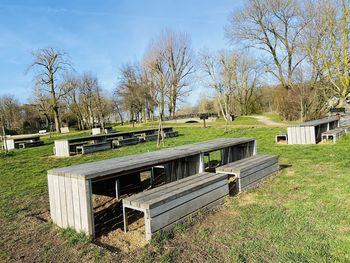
<box><xmin>237</xmin><ymin>192</ymin><xmax>258</xmax><ymax>206</ymax></box>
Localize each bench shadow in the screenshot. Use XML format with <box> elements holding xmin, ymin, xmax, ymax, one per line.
<box><xmin>279</xmin><ymin>164</ymin><xmax>292</xmax><ymax>171</ymax></box>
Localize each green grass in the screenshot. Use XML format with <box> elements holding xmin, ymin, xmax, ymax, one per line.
<box><xmin>1</xmin><ymin>122</ymin><xmax>350</xmax><ymax>262</ymax></box>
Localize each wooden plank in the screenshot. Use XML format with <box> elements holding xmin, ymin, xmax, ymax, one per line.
<box><xmin>78</xmin><ymin>179</ymin><xmax>90</xmax><ymax>234</ymax></box>
<box><xmin>141</xmin><ymin>175</ymin><xmax>227</xmax><ymax>209</ymax></box>
<box><xmin>239</xmin><ymin>158</ymin><xmax>277</xmax><ymax>178</ymax></box>
<box><xmin>149</xmin><ymin>180</ymin><xmax>227</xmax><ymax>217</ymax></box>
<box><xmin>53</xmin><ymin>175</ymin><xmax>62</xmax><ymax>227</ymax></box>
<box><xmin>150</xmin><ymin>185</ymin><xmax>228</xmax><ymax>233</ymax></box>
<box><xmin>239</xmin><ymin>164</ymin><xmax>279</xmax><ymax>191</ymax></box>
<box><xmin>301</xmin><ymin>127</ymin><xmax>306</xmax><ymax>144</ymax></box>
<box><xmin>58</xmin><ymin>176</ymin><xmax>68</xmax><ymax>228</ymax></box>
<box><xmin>47</xmin><ymin>174</ymin><xmax>56</xmax><ymax>223</ymax></box>
<box><xmin>86</xmin><ymin>180</ymin><xmax>94</xmax><ymax>236</ymax></box>
<box><xmin>48</xmin><ymin>138</ymin><xmax>256</xmax><ymax>179</ymax></box>
<box><xmin>71</xmin><ymin>177</ymin><xmax>82</xmax><ymax>231</ymax></box>
<box><xmin>148</xmin><ymin>197</ymin><xmax>225</xmax><ymax>240</ymax></box>
<box><xmin>64</xmin><ymin>175</ymin><xmax>75</xmax><ymax>228</ymax></box>
<box><xmin>125</xmin><ymin>172</ymin><xmax>222</xmax><ymax>206</ymax></box>
<box><xmin>287</xmin><ymin>127</ymin><xmax>293</xmax><ymax>144</ymax></box>
<box><xmin>54</xmin><ymin>140</ymin><xmax>70</xmax><ymax>157</ymax></box>
<box><xmin>216</xmin><ymin>155</ymin><xmax>273</xmax><ymax>172</ymax></box>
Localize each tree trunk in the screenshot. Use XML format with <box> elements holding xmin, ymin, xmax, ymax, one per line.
<box><xmin>53</xmin><ymin>106</ymin><xmax>61</xmax><ymax>133</ymax></box>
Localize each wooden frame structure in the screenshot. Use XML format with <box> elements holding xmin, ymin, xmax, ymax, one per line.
<box><xmin>287</xmin><ymin>117</ymin><xmax>339</xmax><ymax>144</ymax></box>
<box><xmin>54</xmin><ymin>127</ymin><xmax>174</xmax><ymax>157</ymax></box>
<box><xmin>2</xmin><ymin>134</ymin><xmax>43</xmax><ymax>150</ymax></box>
<box><xmin>47</xmin><ymin>138</ymin><xmax>256</xmax><ymax>237</ymax></box>
<box><xmin>123</xmin><ymin>172</ymin><xmax>229</xmax><ymax>240</ymax></box>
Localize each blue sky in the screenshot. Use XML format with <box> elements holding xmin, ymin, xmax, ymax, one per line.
<box><xmin>0</xmin><ymin>0</ymin><xmax>244</xmax><ymax>105</ymax></box>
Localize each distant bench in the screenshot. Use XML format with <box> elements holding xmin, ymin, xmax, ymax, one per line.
<box><xmin>18</xmin><ymin>140</ymin><xmax>44</xmax><ymax>149</ymax></box>
<box><xmin>54</xmin><ymin>127</ymin><xmax>176</xmax><ymax>156</ymax></box>
<box><xmin>76</xmin><ymin>142</ymin><xmax>112</xmax><ymax>154</ymax></box>
<box><xmin>163</xmin><ymin>131</ymin><xmax>179</xmax><ymax>138</ymax></box>
<box><xmin>322</xmin><ymin>128</ymin><xmax>346</xmax><ymax>143</ymax></box>
<box><xmin>123</xmin><ymin>172</ymin><xmax>229</xmax><ymax>240</ymax></box>
<box><xmin>3</xmin><ymin>134</ymin><xmax>44</xmax><ymax>150</ymax></box>
<box><xmin>216</xmin><ymin>154</ymin><xmax>278</xmax><ymax>192</ymax></box>
<box><xmin>112</xmin><ymin>137</ymin><xmax>140</xmax><ymax>147</ymax></box>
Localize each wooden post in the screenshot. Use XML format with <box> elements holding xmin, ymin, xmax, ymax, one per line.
<box><xmin>123</xmin><ymin>206</ymin><xmax>128</xmax><ymax>232</ymax></box>
<box><xmin>115</xmin><ymin>179</ymin><xmax>120</xmax><ymax>200</ymax></box>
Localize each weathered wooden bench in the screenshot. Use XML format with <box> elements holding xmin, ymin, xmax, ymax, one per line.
<box><xmin>18</xmin><ymin>140</ymin><xmax>44</xmax><ymax>148</ymax></box>
<box><xmin>216</xmin><ymin>154</ymin><xmax>278</xmax><ymax>192</ymax></box>
<box><xmin>76</xmin><ymin>142</ymin><xmax>112</xmax><ymax>154</ymax></box>
<box><xmin>275</xmin><ymin>133</ymin><xmax>288</xmax><ymax>144</ymax></box>
<box><xmin>163</xmin><ymin>131</ymin><xmax>179</xmax><ymax>138</ymax></box>
<box><xmin>138</xmin><ymin>133</ymin><xmax>158</xmax><ymax>142</ymax></box>
<box><xmin>123</xmin><ymin>172</ymin><xmax>229</xmax><ymax>240</ymax></box>
<box><xmin>321</xmin><ymin>128</ymin><xmax>345</xmax><ymax>143</ymax></box>
<box><xmin>113</xmin><ymin>137</ymin><xmax>140</xmax><ymax>147</ymax></box>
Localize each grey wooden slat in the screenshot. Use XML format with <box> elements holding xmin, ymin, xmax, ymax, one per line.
<box><xmin>140</xmin><ymin>174</ymin><xmax>227</xmax><ymax>209</ymax></box>
<box><xmin>150</xmin><ymin>185</ymin><xmax>228</xmax><ymax>233</ymax></box>
<box><xmin>64</xmin><ymin>175</ymin><xmax>75</xmax><ymax>228</ymax></box>
<box><xmin>71</xmin><ymin>177</ymin><xmax>82</xmax><ymax>230</ymax></box>
<box><xmin>78</xmin><ymin>179</ymin><xmax>89</xmax><ymax>234</ymax></box>
<box><xmin>124</xmin><ymin>172</ymin><xmax>217</xmax><ymax>205</ymax></box>
<box><xmin>49</xmin><ymin>138</ymin><xmax>256</xmax><ymax>179</ymax></box>
<box><xmin>239</xmin><ymin>164</ymin><xmax>279</xmax><ymax>190</ymax></box>
<box><xmin>58</xmin><ymin>176</ymin><xmax>68</xmax><ymax>228</ymax></box>
<box><xmin>47</xmin><ymin>174</ymin><xmax>56</xmax><ymax>223</ymax></box>
<box><xmin>216</xmin><ymin>155</ymin><xmax>274</xmax><ymax>172</ymax></box>
<box><xmin>53</xmin><ymin>175</ymin><xmax>62</xmax><ymax>227</ymax></box>
<box><xmin>149</xmin><ymin>180</ymin><xmax>227</xmax><ymax>217</ymax></box>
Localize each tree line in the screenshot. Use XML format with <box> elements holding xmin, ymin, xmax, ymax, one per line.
<box><xmin>0</xmin><ymin>0</ymin><xmax>349</xmax><ymax>134</ymax></box>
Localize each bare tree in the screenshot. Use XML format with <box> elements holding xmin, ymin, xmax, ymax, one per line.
<box><xmin>144</xmin><ymin>39</ymin><xmax>170</xmax><ymax>147</ymax></box>
<box><xmin>0</xmin><ymin>95</ymin><xmax>21</xmax><ymax>154</ymax></box>
<box><xmin>200</xmin><ymin>50</ymin><xmax>235</xmax><ymax>130</ymax></box>
<box><xmin>226</xmin><ymin>0</ymin><xmax>307</xmax><ymax>90</ymax></box>
<box><xmin>318</xmin><ymin>0</ymin><xmax>350</xmax><ymax>107</ymax></box>
<box><xmin>29</xmin><ymin>47</ymin><xmax>73</xmax><ymax>132</ymax></box>
<box><xmin>163</xmin><ymin>30</ymin><xmax>194</xmax><ymax>117</ymax></box>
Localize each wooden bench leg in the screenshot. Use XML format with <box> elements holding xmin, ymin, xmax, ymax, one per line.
<box><xmin>144</xmin><ymin>211</ymin><xmax>152</xmax><ymax>241</ymax></box>
<box><xmin>123</xmin><ymin>206</ymin><xmax>128</xmax><ymax>232</ymax></box>
<box><xmin>150</xmin><ymin>167</ymin><xmax>155</xmax><ymax>187</ymax></box>
<box><xmin>115</xmin><ymin>179</ymin><xmax>120</xmax><ymax>200</ymax></box>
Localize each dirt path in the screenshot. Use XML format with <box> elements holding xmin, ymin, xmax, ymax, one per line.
<box><xmin>250</xmin><ymin>115</ymin><xmax>287</xmax><ymax>127</ymax></box>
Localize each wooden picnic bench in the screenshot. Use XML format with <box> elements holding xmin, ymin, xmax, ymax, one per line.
<box><xmin>3</xmin><ymin>134</ymin><xmax>43</xmax><ymax>150</ymax></box>
<box><xmin>18</xmin><ymin>140</ymin><xmax>44</xmax><ymax>148</ymax></box>
<box><xmin>216</xmin><ymin>154</ymin><xmax>278</xmax><ymax>192</ymax></box>
<box><xmin>137</xmin><ymin>133</ymin><xmax>158</xmax><ymax>142</ymax></box>
<box><xmin>76</xmin><ymin>142</ymin><xmax>112</xmax><ymax>154</ymax></box>
<box><xmin>163</xmin><ymin>131</ymin><xmax>179</xmax><ymax>138</ymax></box>
<box><xmin>113</xmin><ymin>137</ymin><xmax>140</xmax><ymax>147</ymax></box>
<box><xmin>287</xmin><ymin>117</ymin><xmax>339</xmax><ymax>144</ymax></box>
<box><xmin>48</xmin><ymin>138</ymin><xmax>256</xmax><ymax>236</ymax></box>
<box><xmin>54</xmin><ymin>127</ymin><xmax>175</xmax><ymax>157</ymax></box>
<box><xmin>123</xmin><ymin>172</ymin><xmax>229</xmax><ymax>240</ymax></box>
<box><xmin>321</xmin><ymin>128</ymin><xmax>346</xmax><ymax>143</ymax></box>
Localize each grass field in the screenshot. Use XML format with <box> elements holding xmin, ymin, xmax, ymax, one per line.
<box><xmin>1</xmin><ymin>118</ymin><xmax>350</xmax><ymax>262</ymax></box>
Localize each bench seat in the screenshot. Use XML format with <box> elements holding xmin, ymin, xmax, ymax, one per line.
<box><xmin>322</xmin><ymin>128</ymin><xmax>346</xmax><ymax>143</ymax></box>
<box><xmin>123</xmin><ymin>172</ymin><xmax>228</xmax><ymax>240</ymax></box>
<box><xmin>76</xmin><ymin>142</ymin><xmax>112</xmax><ymax>154</ymax></box>
<box><xmin>17</xmin><ymin>140</ymin><xmax>44</xmax><ymax>149</ymax></box>
<box><xmin>138</xmin><ymin>133</ymin><xmax>158</xmax><ymax>142</ymax></box>
<box><xmin>216</xmin><ymin>154</ymin><xmax>278</xmax><ymax>192</ymax></box>
<box><xmin>163</xmin><ymin>131</ymin><xmax>179</xmax><ymax>138</ymax></box>
<box><xmin>113</xmin><ymin>137</ymin><xmax>140</xmax><ymax>147</ymax></box>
